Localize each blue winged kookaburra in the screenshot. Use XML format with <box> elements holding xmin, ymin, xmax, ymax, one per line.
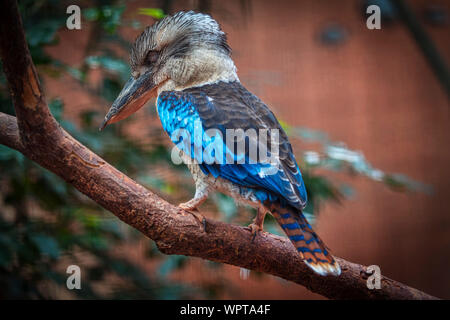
<box><xmin>100</xmin><ymin>11</ymin><xmax>340</xmax><ymax>276</ymax></box>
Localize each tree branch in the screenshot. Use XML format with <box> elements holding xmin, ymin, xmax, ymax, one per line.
<box><xmin>0</xmin><ymin>113</ymin><xmax>23</xmax><ymax>152</ymax></box>
<box><xmin>0</xmin><ymin>0</ymin><xmax>437</xmax><ymax>300</ymax></box>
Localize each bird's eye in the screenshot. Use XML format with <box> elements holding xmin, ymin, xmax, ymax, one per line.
<box><xmin>145</xmin><ymin>50</ymin><xmax>159</xmax><ymax>65</ymax></box>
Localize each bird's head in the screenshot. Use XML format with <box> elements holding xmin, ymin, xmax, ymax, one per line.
<box><xmin>100</xmin><ymin>11</ymin><xmax>237</xmax><ymax>130</ymax></box>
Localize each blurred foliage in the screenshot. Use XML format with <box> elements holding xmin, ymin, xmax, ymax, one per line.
<box><xmin>83</xmin><ymin>4</ymin><xmax>126</xmax><ymax>34</ymax></box>
<box><xmin>0</xmin><ymin>0</ymin><xmax>201</xmax><ymax>299</ymax></box>
<box><xmin>0</xmin><ymin>0</ymin><xmax>431</xmax><ymax>299</ymax></box>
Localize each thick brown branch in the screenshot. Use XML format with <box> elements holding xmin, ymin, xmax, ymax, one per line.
<box><xmin>0</xmin><ymin>0</ymin><xmax>60</xmax><ymax>146</ymax></box>
<box><xmin>0</xmin><ymin>0</ymin><xmax>438</xmax><ymax>300</ymax></box>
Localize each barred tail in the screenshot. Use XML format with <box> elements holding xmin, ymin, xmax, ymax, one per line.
<box><xmin>270</xmin><ymin>203</ymin><xmax>341</xmax><ymax>276</ymax></box>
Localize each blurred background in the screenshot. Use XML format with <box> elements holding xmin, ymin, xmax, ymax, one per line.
<box><xmin>0</xmin><ymin>0</ymin><xmax>448</xmax><ymax>299</ymax></box>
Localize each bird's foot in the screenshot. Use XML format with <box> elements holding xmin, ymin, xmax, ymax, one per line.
<box><xmin>246</xmin><ymin>222</ymin><xmax>264</xmax><ymax>243</ymax></box>
<box><xmin>246</xmin><ymin>207</ymin><xmax>267</xmax><ymax>243</ymax></box>
<box><xmin>178</xmin><ymin>202</ymin><xmax>207</xmax><ymax>232</ymax></box>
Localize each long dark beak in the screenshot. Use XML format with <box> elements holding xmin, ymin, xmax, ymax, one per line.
<box><xmin>99</xmin><ymin>70</ymin><xmax>157</xmax><ymax>131</ymax></box>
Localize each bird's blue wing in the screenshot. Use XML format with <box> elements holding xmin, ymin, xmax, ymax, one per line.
<box><xmin>157</xmin><ymin>81</ymin><xmax>307</xmax><ymax>209</ymax></box>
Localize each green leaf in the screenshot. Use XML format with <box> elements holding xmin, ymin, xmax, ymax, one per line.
<box><xmin>138</xmin><ymin>8</ymin><xmax>166</xmax><ymax>19</ymax></box>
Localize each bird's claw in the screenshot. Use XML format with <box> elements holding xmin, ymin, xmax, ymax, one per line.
<box><xmin>178</xmin><ymin>203</ymin><xmax>207</xmax><ymax>232</ymax></box>
<box><xmin>247</xmin><ymin>223</ymin><xmax>263</xmax><ymax>243</ymax></box>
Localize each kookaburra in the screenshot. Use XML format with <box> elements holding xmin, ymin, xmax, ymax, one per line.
<box><xmin>100</xmin><ymin>11</ymin><xmax>340</xmax><ymax>276</ymax></box>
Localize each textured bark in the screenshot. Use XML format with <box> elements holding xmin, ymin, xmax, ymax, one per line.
<box><xmin>0</xmin><ymin>0</ymin><xmax>438</xmax><ymax>300</ymax></box>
